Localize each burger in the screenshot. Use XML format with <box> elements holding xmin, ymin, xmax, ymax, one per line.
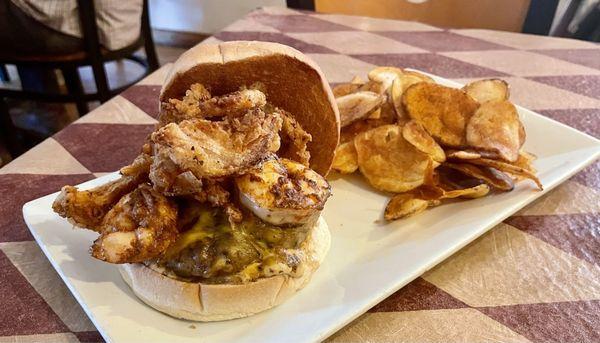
<box><xmin>52</xmin><ymin>41</ymin><xmax>340</xmax><ymax>321</ymax></box>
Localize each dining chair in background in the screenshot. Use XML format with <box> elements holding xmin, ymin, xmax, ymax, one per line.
<box><xmin>0</xmin><ymin>0</ymin><xmax>159</xmax><ymax>156</ymax></box>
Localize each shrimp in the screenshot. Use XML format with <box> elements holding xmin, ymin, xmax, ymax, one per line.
<box><xmin>90</xmin><ymin>184</ymin><xmax>178</xmax><ymax>263</ymax></box>
<box><xmin>52</xmin><ymin>154</ymin><xmax>151</xmax><ymax>232</ymax></box>
<box><xmin>235</xmin><ymin>158</ymin><xmax>331</xmax><ymax>226</ymax></box>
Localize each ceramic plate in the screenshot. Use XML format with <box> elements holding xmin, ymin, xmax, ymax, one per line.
<box><xmin>23</xmin><ymin>71</ymin><xmax>600</xmax><ymax>342</ymax></box>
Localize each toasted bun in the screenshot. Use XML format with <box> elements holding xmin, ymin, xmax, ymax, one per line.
<box><xmin>119</xmin><ymin>216</ymin><xmax>330</xmax><ymax>321</ymax></box>
<box><xmin>160</xmin><ymin>41</ymin><xmax>340</xmax><ymax>176</ymax></box>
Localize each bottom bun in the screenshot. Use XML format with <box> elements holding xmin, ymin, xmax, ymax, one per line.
<box><xmin>119</xmin><ymin>216</ymin><xmax>330</xmax><ymax>321</ymax></box>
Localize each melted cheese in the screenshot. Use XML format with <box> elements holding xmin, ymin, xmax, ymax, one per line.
<box><xmin>158</xmin><ymin>207</ymin><xmax>311</xmax><ymax>284</ymax></box>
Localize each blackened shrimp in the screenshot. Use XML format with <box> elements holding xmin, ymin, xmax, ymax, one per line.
<box><xmin>235</xmin><ymin>158</ymin><xmax>331</xmax><ymax>226</ymax></box>
<box><xmin>91</xmin><ymin>184</ymin><xmax>178</xmax><ymax>263</ymax></box>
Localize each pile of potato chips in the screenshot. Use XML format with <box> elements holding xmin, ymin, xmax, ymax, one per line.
<box><xmin>331</xmin><ymin>67</ymin><xmax>542</xmax><ymax>221</ymax></box>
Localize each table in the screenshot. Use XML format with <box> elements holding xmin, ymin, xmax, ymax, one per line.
<box><xmin>1</xmin><ymin>6</ymin><xmax>599</xmax><ymax>343</ymax></box>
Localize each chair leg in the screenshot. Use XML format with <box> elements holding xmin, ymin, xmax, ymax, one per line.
<box><xmin>62</xmin><ymin>66</ymin><xmax>88</xmax><ymax>116</ymax></box>
<box><xmin>91</xmin><ymin>61</ymin><xmax>111</xmax><ymax>103</ymax></box>
<box><xmin>142</xmin><ymin>0</ymin><xmax>159</xmax><ymax>71</ymax></box>
<box><xmin>0</xmin><ymin>65</ymin><xmax>9</xmax><ymax>82</ymax></box>
<box><xmin>144</xmin><ymin>33</ymin><xmax>160</xmax><ymax>71</ymax></box>
<box><xmin>0</xmin><ymin>97</ymin><xmax>26</xmax><ymax>155</ymax></box>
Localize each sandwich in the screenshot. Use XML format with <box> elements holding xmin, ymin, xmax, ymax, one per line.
<box><xmin>52</xmin><ymin>41</ymin><xmax>340</xmax><ymax>321</ymax></box>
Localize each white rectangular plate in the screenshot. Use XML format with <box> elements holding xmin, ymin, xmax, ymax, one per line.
<box><xmin>23</xmin><ymin>71</ymin><xmax>600</xmax><ymax>343</ymax></box>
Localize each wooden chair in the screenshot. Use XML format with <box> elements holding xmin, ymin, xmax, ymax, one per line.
<box><xmin>0</xmin><ymin>0</ymin><xmax>158</xmax><ymax>156</ymax></box>
<box><xmin>0</xmin><ymin>0</ymin><xmax>159</xmax><ymax>117</ymax></box>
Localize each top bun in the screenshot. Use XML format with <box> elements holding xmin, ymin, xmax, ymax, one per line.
<box><xmin>160</xmin><ymin>41</ymin><xmax>340</xmax><ymax>176</ymax></box>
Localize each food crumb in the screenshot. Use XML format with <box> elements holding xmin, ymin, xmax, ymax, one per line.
<box><xmin>189</xmin><ymin>324</ymin><xmax>196</xmax><ymax>329</ymax></box>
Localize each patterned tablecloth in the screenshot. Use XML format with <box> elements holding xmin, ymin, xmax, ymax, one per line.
<box><xmin>1</xmin><ymin>6</ymin><xmax>599</xmax><ymax>343</ymax></box>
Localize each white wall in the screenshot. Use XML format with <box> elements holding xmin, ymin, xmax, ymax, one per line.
<box><xmin>149</xmin><ymin>0</ymin><xmax>286</xmax><ymax>34</ymax></box>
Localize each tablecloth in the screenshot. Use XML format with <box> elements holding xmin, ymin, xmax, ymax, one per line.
<box><xmin>1</xmin><ymin>6</ymin><xmax>599</xmax><ymax>343</ymax></box>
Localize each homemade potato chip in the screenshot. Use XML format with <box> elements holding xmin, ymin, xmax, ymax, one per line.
<box><xmin>445</xmin><ymin>149</ymin><xmax>502</xmax><ymax>160</ymax></box>
<box><xmin>443</xmin><ymin>162</ymin><xmax>514</xmax><ymax>191</ymax></box>
<box><xmin>385</xmin><ymin>194</ymin><xmax>439</xmax><ymax>221</ymax></box>
<box><xmin>355</xmin><ymin>125</ymin><xmax>431</xmax><ymax>193</ymax></box>
<box><xmin>510</xmin><ymin>151</ymin><xmax>537</xmax><ymax>182</ymax></box>
<box><xmin>466</xmin><ymin>100</ymin><xmax>523</xmax><ymax>162</ymax></box>
<box><xmin>332</xmin><ymin>83</ymin><xmax>361</xmax><ymax>97</ymax></box>
<box><xmin>378</xmin><ymin>100</ymin><xmax>398</xmax><ymax>124</ymax></box>
<box><xmin>368</xmin><ymin>108</ymin><xmax>382</xmax><ymax>119</ymax></box>
<box><xmin>402</xmin><ymin>120</ymin><xmax>446</xmax><ymax>163</ymax></box>
<box><xmin>331</xmin><ymin>141</ymin><xmax>359</xmax><ymax>174</ymax></box>
<box><xmin>351</xmin><ymin>75</ymin><xmax>364</xmax><ymax>84</ymax></box>
<box><xmin>331</xmin><ymin>75</ymin><xmax>364</xmax><ymax>98</ymax></box>
<box><xmin>403</xmin><ymin>82</ymin><xmax>479</xmax><ymax>147</ymax></box>
<box><xmin>402</xmin><ymin>70</ymin><xmax>434</xmax><ymax>83</ymax></box>
<box><xmin>331</xmin><ymin>67</ymin><xmax>541</xmax><ymax>221</ymax></box>
<box><xmin>340</xmin><ymin>119</ymin><xmax>378</xmax><ymax>144</ymax></box>
<box><xmin>410</xmin><ymin>185</ymin><xmax>445</xmax><ymax>201</ymax></box>
<box><xmin>443</xmin><ymin>184</ymin><xmax>490</xmax><ymax>199</ymax></box>
<box><xmin>391</xmin><ymin>72</ymin><xmax>433</xmax><ymax>115</ymax></box>
<box><xmin>463</xmin><ymin>79</ymin><xmax>509</xmax><ymax>104</ymax></box>
<box><xmin>392</xmin><ymin>76</ymin><xmax>427</xmax><ymax>123</ymax></box>
<box><xmin>358</xmin><ymin>80</ymin><xmax>388</xmax><ymax>95</ymax></box>
<box><xmin>339</xmin><ymin>101</ymin><xmax>397</xmax><ymax>143</ymax></box>
<box><xmin>468</xmin><ymin>158</ymin><xmax>543</xmax><ymax>190</ymax></box>
<box><xmin>518</xmin><ymin>120</ymin><xmax>526</xmax><ymax>147</ymax></box>
<box><xmin>368</xmin><ymin>66</ymin><xmax>404</xmax><ymax>92</ymax></box>
<box><xmin>368</xmin><ymin>67</ymin><xmax>404</xmax><ymax>80</ymax></box>
<box><xmin>337</xmin><ymin>91</ymin><xmax>385</xmax><ymax>127</ymax></box>
<box><xmin>437</xmin><ymin>167</ymin><xmax>487</xmax><ymax>191</ymax></box>
<box><xmin>410</xmin><ymin>163</ymin><xmax>489</xmax><ymax>201</ymax></box>
<box><xmin>408</xmin><ymin>159</ymin><xmax>444</xmax><ymax>200</ymax></box>
<box><xmin>513</xmin><ymin>151</ymin><xmax>537</xmax><ymax>173</ymax></box>
<box><xmin>446</xmin><ymin>150</ymin><xmax>481</xmax><ymax>160</ymax></box>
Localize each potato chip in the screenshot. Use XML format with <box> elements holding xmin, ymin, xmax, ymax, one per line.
<box><xmin>378</xmin><ymin>100</ymin><xmax>398</xmax><ymax>124</ymax></box>
<box><xmin>468</xmin><ymin>158</ymin><xmax>543</xmax><ymax>190</ymax></box>
<box><xmin>331</xmin><ymin>141</ymin><xmax>359</xmax><ymax>174</ymax></box>
<box><xmin>443</xmin><ymin>162</ymin><xmax>514</xmax><ymax>191</ymax></box>
<box><xmin>463</xmin><ymin>79</ymin><xmax>509</xmax><ymax>104</ymax></box>
<box><xmin>355</xmin><ymin>125</ymin><xmax>431</xmax><ymax>193</ymax></box>
<box><xmin>368</xmin><ymin>108</ymin><xmax>382</xmax><ymax>119</ymax></box>
<box><xmin>446</xmin><ymin>150</ymin><xmax>481</xmax><ymax>160</ymax></box>
<box><xmin>340</xmin><ymin>101</ymin><xmax>397</xmax><ymax>143</ymax></box>
<box><xmin>385</xmin><ymin>194</ymin><xmax>439</xmax><ymax>221</ymax></box>
<box><xmin>422</xmin><ymin>158</ymin><xmax>437</xmax><ymax>185</ymax></box>
<box><xmin>443</xmin><ymin>184</ymin><xmax>490</xmax><ymax>199</ymax></box>
<box><xmin>408</xmin><ymin>160</ymin><xmax>445</xmax><ymax>200</ymax></box>
<box><xmin>337</xmin><ymin>91</ymin><xmax>385</xmax><ymax>127</ymax></box>
<box><xmin>332</xmin><ymin>83</ymin><xmax>361</xmax><ymax>97</ymax></box>
<box><xmin>402</xmin><ymin>70</ymin><xmax>434</xmax><ymax>83</ymax></box>
<box><xmin>402</xmin><ymin>120</ymin><xmax>446</xmax><ymax>163</ymax></box>
<box><xmin>510</xmin><ymin>151</ymin><xmax>537</xmax><ymax>182</ymax></box>
<box><xmin>445</xmin><ymin>149</ymin><xmax>502</xmax><ymax>160</ymax></box>
<box><xmin>368</xmin><ymin>66</ymin><xmax>404</xmax><ymax>80</ymax></box>
<box><xmin>351</xmin><ymin>75</ymin><xmax>364</xmax><ymax>84</ymax></box>
<box><xmin>513</xmin><ymin>151</ymin><xmax>537</xmax><ymax>173</ymax></box>
<box><xmin>518</xmin><ymin>121</ymin><xmax>526</xmax><ymax>147</ymax></box>
<box><xmin>437</xmin><ymin>167</ymin><xmax>486</xmax><ymax>191</ymax></box>
<box><xmin>403</xmin><ymin>82</ymin><xmax>479</xmax><ymax>147</ymax></box>
<box><xmin>340</xmin><ymin>119</ymin><xmax>378</xmax><ymax>143</ymax></box>
<box><xmin>466</xmin><ymin>100</ymin><xmax>523</xmax><ymax>162</ymax></box>
<box><xmin>411</xmin><ymin>160</ymin><xmax>489</xmax><ymax>201</ymax></box>
<box><xmin>335</xmin><ymin>69</ymin><xmax>541</xmax><ymax>221</ymax></box>
<box><xmin>391</xmin><ymin>75</ymin><xmax>430</xmax><ymax>123</ymax></box>
<box><xmin>410</xmin><ymin>185</ymin><xmax>445</xmax><ymax>201</ymax></box>
<box><xmin>368</xmin><ymin>66</ymin><xmax>404</xmax><ymax>91</ymax></box>
<box><xmin>358</xmin><ymin>80</ymin><xmax>388</xmax><ymax>95</ymax></box>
